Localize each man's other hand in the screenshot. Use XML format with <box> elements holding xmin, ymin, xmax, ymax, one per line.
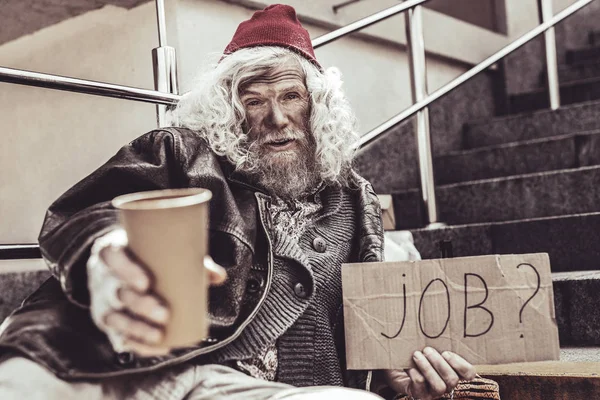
<box><xmin>86</xmin><ymin>229</ymin><xmax>226</xmax><ymax>357</ymax></box>
<box><xmin>381</xmin><ymin>348</ymin><xmax>475</xmax><ymax>400</ymax></box>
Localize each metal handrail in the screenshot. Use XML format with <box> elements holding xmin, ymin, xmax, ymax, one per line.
<box><xmin>0</xmin><ymin>66</ymin><xmax>180</xmax><ymax>105</ymax></box>
<box><xmin>313</xmin><ymin>0</ymin><xmax>430</xmax><ymax>49</ymax></box>
<box><xmin>153</xmin><ymin>0</ymin><xmax>179</xmax><ymax>126</ymax></box>
<box><xmin>356</xmin><ymin>0</ymin><xmax>594</xmax><ymax>149</ymax></box>
<box><xmin>0</xmin><ymin>245</ymin><xmax>41</xmax><ymax>260</ymax></box>
<box><xmin>332</xmin><ymin>0</ymin><xmax>364</xmax><ymax>14</ymax></box>
<box><xmin>404</xmin><ymin>5</ymin><xmax>439</xmax><ymax>226</ymax></box>
<box><xmin>538</xmin><ymin>0</ymin><xmax>561</xmax><ymax>110</ymax></box>
<box><xmin>155</xmin><ymin>0</ymin><xmax>168</xmax><ymax>47</ymax></box>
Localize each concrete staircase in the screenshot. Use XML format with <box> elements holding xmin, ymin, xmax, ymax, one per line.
<box><xmin>357</xmin><ymin>16</ymin><xmax>600</xmax><ymax>400</ymax></box>
<box><xmin>510</xmin><ymin>31</ymin><xmax>600</xmax><ymax>113</ymax></box>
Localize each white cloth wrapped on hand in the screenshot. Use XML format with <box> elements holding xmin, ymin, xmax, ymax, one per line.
<box><xmin>86</xmin><ymin>228</ymin><xmax>131</xmax><ymax>352</ymax></box>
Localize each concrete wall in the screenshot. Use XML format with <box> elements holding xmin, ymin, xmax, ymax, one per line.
<box><xmin>0</xmin><ymin>3</ymin><xmax>164</xmax><ymax>244</ymax></box>
<box><xmin>425</xmin><ymin>0</ymin><xmax>503</xmax><ymax>33</ymax></box>
<box><xmin>502</xmin><ymin>0</ymin><xmax>598</xmax><ymax>95</ymax></box>
<box><xmin>504</xmin><ymin>0</ymin><xmax>580</xmax><ymax>36</ymax></box>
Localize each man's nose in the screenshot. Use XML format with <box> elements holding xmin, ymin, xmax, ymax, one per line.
<box><xmin>266</xmin><ymin>102</ymin><xmax>289</xmax><ymax>130</ymax></box>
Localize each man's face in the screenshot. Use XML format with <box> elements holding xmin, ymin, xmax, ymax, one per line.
<box><xmin>241</xmin><ymin>62</ymin><xmax>312</xmax><ymax>162</ymax></box>
<box><xmin>239</xmin><ymin>61</ymin><xmax>318</xmax><ymax>199</ymax></box>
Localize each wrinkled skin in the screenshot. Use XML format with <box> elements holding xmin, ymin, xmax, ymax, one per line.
<box><xmin>240</xmin><ymin>61</ymin><xmax>319</xmax><ymax>200</ymax></box>
<box><xmin>379</xmin><ymin>348</ymin><xmax>476</xmax><ymax>399</ymax></box>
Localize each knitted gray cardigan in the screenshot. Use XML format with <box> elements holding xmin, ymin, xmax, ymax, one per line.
<box><xmin>209</xmin><ymin>183</ymin><xmax>381</xmax><ymax>388</ymax></box>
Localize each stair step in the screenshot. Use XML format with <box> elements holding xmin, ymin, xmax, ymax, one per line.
<box><xmin>509</xmin><ymin>76</ymin><xmax>600</xmax><ymax>114</ymax></box>
<box><xmin>465</xmin><ymin>100</ymin><xmax>600</xmax><ymax>149</ymax></box>
<box><xmin>540</xmin><ymin>61</ymin><xmax>600</xmax><ymax>87</ymax></box>
<box><xmin>567</xmin><ymin>45</ymin><xmax>600</xmax><ymax>64</ymax></box>
<box><xmin>554</xmin><ymin>271</ymin><xmax>600</xmax><ymax>346</ymax></box>
<box><xmin>394</xmin><ymin>165</ymin><xmax>600</xmax><ymax>227</ymax></box>
<box><xmin>434</xmin><ymin>130</ymin><xmax>600</xmax><ymax>184</ymax></box>
<box><xmin>560</xmin><ymin>347</ymin><xmax>600</xmax><ymax>362</ymax></box>
<box><xmin>386</xmin><ymin>212</ymin><xmax>600</xmax><ymax>272</ymax></box>
<box><xmin>479</xmin><ymin>361</ymin><xmax>600</xmax><ymax>399</ymax></box>
<box><xmin>0</xmin><ymin>262</ymin><xmax>50</xmax><ymax>323</ymax></box>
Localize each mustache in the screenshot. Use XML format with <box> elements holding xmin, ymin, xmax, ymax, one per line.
<box><xmin>250</xmin><ymin>128</ymin><xmax>307</xmax><ymax>146</ymax></box>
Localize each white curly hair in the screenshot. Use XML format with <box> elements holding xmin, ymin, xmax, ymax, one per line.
<box><xmin>169</xmin><ymin>46</ymin><xmax>359</xmax><ymax>186</ymax></box>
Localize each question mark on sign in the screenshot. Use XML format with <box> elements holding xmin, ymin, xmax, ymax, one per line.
<box><xmin>516</xmin><ymin>263</ymin><xmax>541</xmax><ymax>338</ymax></box>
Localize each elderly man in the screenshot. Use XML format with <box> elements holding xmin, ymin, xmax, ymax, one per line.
<box><xmin>0</xmin><ymin>4</ymin><xmax>478</xmax><ymax>400</ymax></box>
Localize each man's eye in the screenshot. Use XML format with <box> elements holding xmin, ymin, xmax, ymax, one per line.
<box><xmin>285</xmin><ymin>93</ymin><xmax>300</xmax><ymax>100</ymax></box>
<box><xmin>246</xmin><ymin>100</ymin><xmax>262</xmax><ymax>107</ymax></box>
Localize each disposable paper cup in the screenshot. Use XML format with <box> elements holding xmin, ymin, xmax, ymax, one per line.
<box><xmin>112</xmin><ymin>188</ymin><xmax>212</xmax><ymax>348</ymax></box>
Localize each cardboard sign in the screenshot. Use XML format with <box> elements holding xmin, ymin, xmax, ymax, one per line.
<box><xmin>342</xmin><ymin>253</ymin><xmax>560</xmax><ymax>370</ymax></box>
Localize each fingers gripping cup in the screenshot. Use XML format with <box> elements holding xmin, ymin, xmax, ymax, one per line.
<box><xmin>112</xmin><ymin>188</ymin><xmax>212</xmax><ymax>348</ymax></box>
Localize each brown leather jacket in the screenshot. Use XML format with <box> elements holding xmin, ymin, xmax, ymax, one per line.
<box><xmin>0</xmin><ymin>127</ymin><xmax>384</xmax><ymax>380</ymax></box>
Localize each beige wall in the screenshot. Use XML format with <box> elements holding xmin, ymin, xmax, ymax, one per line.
<box><xmin>0</xmin><ymin>3</ymin><xmax>162</xmax><ymax>243</ymax></box>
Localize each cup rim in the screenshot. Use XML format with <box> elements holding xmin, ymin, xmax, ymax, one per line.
<box><xmin>112</xmin><ymin>188</ymin><xmax>212</xmax><ymax>210</ymax></box>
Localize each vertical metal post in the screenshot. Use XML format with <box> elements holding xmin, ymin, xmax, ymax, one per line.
<box><xmin>405</xmin><ymin>6</ymin><xmax>441</xmax><ymax>228</ymax></box>
<box><xmin>155</xmin><ymin>0</ymin><xmax>168</xmax><ymax>48</ymax></box>
<box><xmin>538</xmin><ymin>0</ymin><xmax>561</xmax><ymax>110</ymax></box>
<box><xmin>153</xmin><ymin>0</ymin><xmax>179</xmax><ymax>127</ymax></box>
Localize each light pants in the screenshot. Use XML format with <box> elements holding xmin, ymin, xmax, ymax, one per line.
<box><xmin>0</xmin><ymin>356</ymin><xmax>383</xmax><ymax>400</ymax></box>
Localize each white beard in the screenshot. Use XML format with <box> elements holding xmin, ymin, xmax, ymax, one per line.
<box><xmin>241</xmin><ymin>128</ymin><xmax>320</xmax><ymax>200</ymax></box>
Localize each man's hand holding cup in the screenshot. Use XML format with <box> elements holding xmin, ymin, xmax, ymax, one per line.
<box><xmin>87</xmin><ymin>188</ymin><xmax>220</xmax><ymax>356</ymax></box>
<box><xmin>87</xmin><ymin>229</ymin><xmax>226</xmax><ymax>356</ymax></box>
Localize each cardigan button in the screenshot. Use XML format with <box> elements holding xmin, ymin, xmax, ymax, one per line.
<box><xmin>115</xmin><ymin>351</ymin><xmax>135</xmax><ymax>365</ymax></box>
<box><xmin>313</xmin><ymin>237</ymin><xmax>327</xmax><ymax>253</ymax></box>
<box><xmin>294</xmin><ymin>282</ymin><xmax>308</xmax><ymax>299</ymax></box>
<box><xmin>246</xmin><ymin>278</ymin><xmax>263</xmax><ymax>294</ymax></box>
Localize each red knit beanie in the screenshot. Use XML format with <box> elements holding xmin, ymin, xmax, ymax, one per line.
<box><xmin>223</xmin><ymin>4</ymin><xmax>321</xmax><ymax>69</ymax></box>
